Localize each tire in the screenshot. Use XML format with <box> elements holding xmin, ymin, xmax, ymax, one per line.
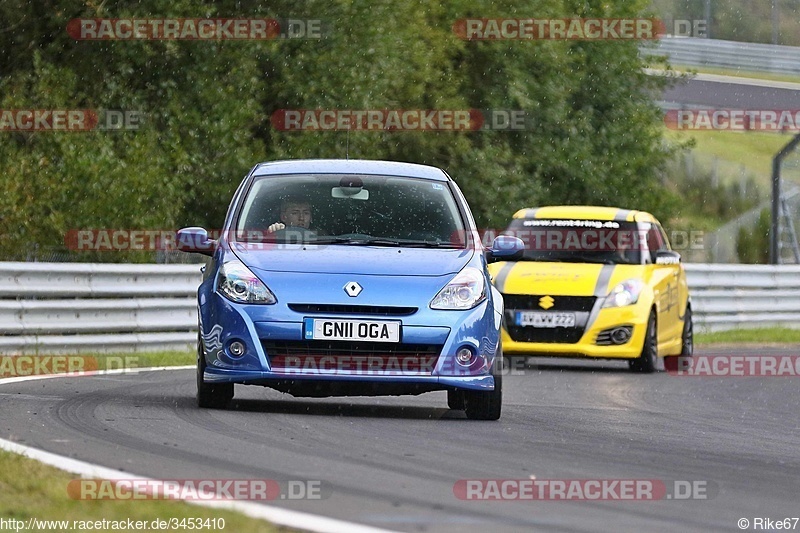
<box><xmin>629</xmin><ymin>311</ymin><xmax>658</xmax><ymax>373</ymax></box>
<box><xmin>665</xmin><ymin>306</ymin><xmax>693</xmax><ymax>371</ymax></box>
<box><xmin>680</xmin><ymin>306</ymin><xmax>693</xmax><ymax>357</ymax></box>
<box><xmin>447</xmin><ymin>390</ymin><xmax>466</xmax><ymax>410</ymax></box>
<box><xmin>464</xmin><ymin>354</ymin><xmax>503</xmax><ymax>420</ymax></box>
<box><xmin>196</xmin><ymin>336</ymin><xmax>234</xmax><ymax>409</ymax></box>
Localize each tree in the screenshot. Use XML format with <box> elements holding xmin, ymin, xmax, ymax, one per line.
<box><xmin>0</xmin><ymin>0</ymin><xmax>678</xmax><ymax>260</ymax></box>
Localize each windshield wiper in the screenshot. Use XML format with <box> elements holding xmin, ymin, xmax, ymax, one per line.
<box><xmin>397</xmin><ymin>240</ymin><xmax>461</xmax><ymax>248</ymax></box>
<box><xmin>310</xmin><ymin>236</ymin><xmax>401</xmax><ymax>246</ymax></box>
<box><xmin>359</xmin><ymin>238</ymin><xmax>404</xmax><ymax>246</ymax></box>
<box><xmin>310</xmin><ymin>237</ymin><xmax>364</xmax><ymax>244</ymax></box>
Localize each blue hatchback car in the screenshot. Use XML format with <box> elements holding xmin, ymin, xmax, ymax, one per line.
<box><xmin>178</xmin><ymin>159</ymin><xmax>523</xmax><ymax>419</ymax></box>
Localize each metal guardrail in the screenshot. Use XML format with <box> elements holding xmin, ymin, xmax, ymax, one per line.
<box><xmin>648</xmin><ymin>37</ymin><xmax>800</xmax><ymax>75</ymax></box>
<box><xmin>686</xmin><ymin>264</ymin><xmax>800</xmax><ymax>332</ymax></box>
<box><xmin>1</xmin><ymin>262</ymin><xmax>799</xmax><ymax>354</ymax></box>
<box><xmin>0</xmin><ymin>262</ymin><xmax>202</xmax><ymax>354</ymax></box>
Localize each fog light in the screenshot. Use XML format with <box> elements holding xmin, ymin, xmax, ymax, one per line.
<box><xmin>456</xmin><ymin>347</ymin><xmax>474</xmax><ymax>366</ymax></box>
<box><xmin>611</xmin><ymin>327</ymin><xmax>632</xmax><ymax>344</ymax></box>
<box><xmin>229</xmin><ymin>341</ymin><xmax>246</xmax><ymax>357</ymax></box>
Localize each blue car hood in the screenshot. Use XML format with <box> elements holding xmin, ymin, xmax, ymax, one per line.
<box><xmin>231</xmin><ymin>242</ymin><xmax>475</xmax><ymax>276</ymax></box>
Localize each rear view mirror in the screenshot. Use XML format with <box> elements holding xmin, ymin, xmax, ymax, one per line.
<box><xmin>332</xmin><ymin>187</ymin><xmax>369</xmax><ymax>200</ymax></box>
<box><xmin>332</xmin><ymin>176</ymin><xmax>369</xmax><ymax>200</ymax></box>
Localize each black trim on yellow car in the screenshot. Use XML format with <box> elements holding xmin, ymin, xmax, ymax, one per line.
<box><xmin>493</xmin><ymin>262</ymin><xmax>516</xmax><ymax>293</ymax></box>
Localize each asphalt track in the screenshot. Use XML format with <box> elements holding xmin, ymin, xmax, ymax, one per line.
<box><xmin>662</xmin><ymin>75</ymin><xmax>800</xmax><ymax>109</ymax></box>
<box><xmin>2</xmin><ymin>347</ymin><xmax>799</xmax><ymax>532</ymax></box>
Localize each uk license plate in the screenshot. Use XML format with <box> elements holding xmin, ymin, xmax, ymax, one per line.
<box><xmin>516</xmin><ymin>311</ymin><xmax>576</xmax><ymax>328</ymax></box>
<box><xmin>304</xmin><ymin>318</ymin><xmax>401</xmax><ymax>342</ymax></box>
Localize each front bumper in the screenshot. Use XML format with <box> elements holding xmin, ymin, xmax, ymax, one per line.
<box><xmin>199</xmin><ymin>290</ymin><xmax>501</xmax><ymax>392</ymax></box>
<box><xmin>502</xmin><ymin>303</ymin><xmax>650</xmax><ymax>359</ymax></box>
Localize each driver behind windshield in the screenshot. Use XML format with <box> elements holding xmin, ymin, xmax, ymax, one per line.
<box><xmin>267</xmin><ymin>196</ymin><xmax>313</xmax><ymax>233</ymax></box>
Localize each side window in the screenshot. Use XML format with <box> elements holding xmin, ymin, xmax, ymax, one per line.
<box><xmin>645</xmin><ymin>223</ymin><xmax>666</xmax><ymax>263</ymax></box>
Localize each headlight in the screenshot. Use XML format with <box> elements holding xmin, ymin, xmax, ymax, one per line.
<box><xmin>217</xmin><ymin>260</ymin><xmax>276</xmax><ymax>304</ymax></box>
<box><xmin>430</xmin><ymin>267</ymin><xmax>486</xmax><ymax>310</ymax></box>
<box><xmin>603</xmin><ymin>279</ymin><xmax>645</xmax><ymax>308</ymax></box>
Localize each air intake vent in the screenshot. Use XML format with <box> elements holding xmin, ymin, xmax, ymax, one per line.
<box><xmin>288</xmin><ymin>304</ymin><xmax>417</xmax><ymax>316</ymax></box>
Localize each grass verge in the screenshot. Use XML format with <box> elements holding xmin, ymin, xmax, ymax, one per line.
<box><xmin>90</xmin><ymin>350</ymin><xmax>195</xmax><ymax>371</ymax></box>
<box><xmin>664</xmin><ymin>128</ymin><xmax>800</xmax><ymax>190</ymax></box>
<box><xmin>668</xmin><ymin>64</ymin><xmax>800</xmax><ymax>85</ymax></box>
<box><xmin>695</xmin><ymin>327</ymin><xmax>800</xmax><ymax>345</ymax></box>
<box><xmin>0</xmin><ymin>450</ymin><xmax>292</xmax><ymax>532</ymax></box>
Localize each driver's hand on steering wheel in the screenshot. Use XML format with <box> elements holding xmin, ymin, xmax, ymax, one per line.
<box><xmin>267</xmin><ymin>222</ymin><xmax>285</xmax><ymax>233</ymax></box>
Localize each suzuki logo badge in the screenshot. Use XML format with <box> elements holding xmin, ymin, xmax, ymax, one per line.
<box><xmin>539</xmin><ymin>295</ymin><xmax>555</xmax><ymax>309</ymax></box>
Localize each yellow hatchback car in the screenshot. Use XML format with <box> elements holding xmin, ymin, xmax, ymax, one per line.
<box><xmin>488</xmin><ymin>206</ymin><xmax>692</xmax><ymax>372</ymax></box>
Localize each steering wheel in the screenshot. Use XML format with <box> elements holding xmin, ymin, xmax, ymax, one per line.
<box><xmin>272</xmin><ymin>226</ymin><xmax>317</xmax><ymax>242</ymax></box>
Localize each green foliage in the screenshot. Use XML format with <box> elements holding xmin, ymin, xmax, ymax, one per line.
<box><xmin>0</xmin><ymin>0</ymin><xmax>266</xmax><ymax>260</ymax></box>
<box><xmin>0</xmin><ymin>0</ymin><xmax>678</xmax><ymax>260</ymax></box>
<box><xmin>666</xmin><ymin>154</ymin><xmax>762</xmax><ymax>223</ymax></box>
<box><xmin>736</xmin><ymin>208</ymin><xmax>771</xmax><ymax>264</ymax></box>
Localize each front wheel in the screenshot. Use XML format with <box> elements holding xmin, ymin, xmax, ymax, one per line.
<box><xmin>680</xmin><ymin>306</ymin><xmax>693</xmax><ymax>356</ymax></box>
<box><xmin>447</xmin><ymin>390</ymin><xmax>466</xmax><ymax>410</ymax></box>
<box><xmin>464</xmin><ymin>357</ymin><xmax>503</xmax><ymax>420</ymax></box>
<box><xmin>665</xmin><ymin>306</ymin><xmax>693</xmax><ymax>371</ymax></box>
<box><xmin>196</xmin><ymin>337</ymin><xmax>234</xmax><ymax>409</ymax></box>
<box><xmin>629</xmin><ymin>311</ymin><xmax>658</xmax><ymax>373</ymax></box>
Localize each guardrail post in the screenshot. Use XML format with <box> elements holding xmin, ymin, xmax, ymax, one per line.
<box><xmin>770</xmin><ymin>133</ymin><xmax>800</xmax><ymax>264</ymax></box>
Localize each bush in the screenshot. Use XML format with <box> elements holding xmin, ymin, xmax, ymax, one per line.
<box><xmin>736</xmin><ymin>208</ymin><xmax>771</xmax><ymax>264</ymax></box>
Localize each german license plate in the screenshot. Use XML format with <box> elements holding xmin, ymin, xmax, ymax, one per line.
<box><xmin>303</xmin><ymin>318</ymin><xmax>401</xmax><ymax>342</ymax></box>
<box><xmin>516</xmin><ymin>311</ymin><xmax>576</xmax><ymax>328</ymax></box>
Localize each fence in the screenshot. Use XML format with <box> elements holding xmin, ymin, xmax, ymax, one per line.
<box><xmin>1</xmin><ymin>262</ymin><xmax>799</xmax><ymax>354</ymax></box>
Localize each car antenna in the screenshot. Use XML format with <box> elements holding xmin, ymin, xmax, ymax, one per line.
<box><xmin>345</xmin><ymin>126</ymin><xmax>350</xmax><ymax>160</ymax></box>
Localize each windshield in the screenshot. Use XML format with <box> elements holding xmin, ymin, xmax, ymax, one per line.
<box><xmin>235</xmin><ymin>174</ymin><xmax>465</xmax><ymax>247</ymax></box>
<box><xmin>503</xmin><ymin>218</ymin><xmax>643</xmax><ymax>264</ymax></box>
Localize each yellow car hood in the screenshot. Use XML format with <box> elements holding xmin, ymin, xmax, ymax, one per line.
<box><xmin>489</xmin><ymin>261</ymin><xmax>644</xmax><ymax>297</ymax></box>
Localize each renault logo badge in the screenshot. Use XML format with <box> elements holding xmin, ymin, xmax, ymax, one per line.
<box><xmin>344</xmin><ymin>282</ymin><xmax>363</xmax><ymax>297</ymax></box>
<box><xmin>539</xmin><ymin>295</ymin><xmax>554</xmax><ymax>309</ymax></box>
